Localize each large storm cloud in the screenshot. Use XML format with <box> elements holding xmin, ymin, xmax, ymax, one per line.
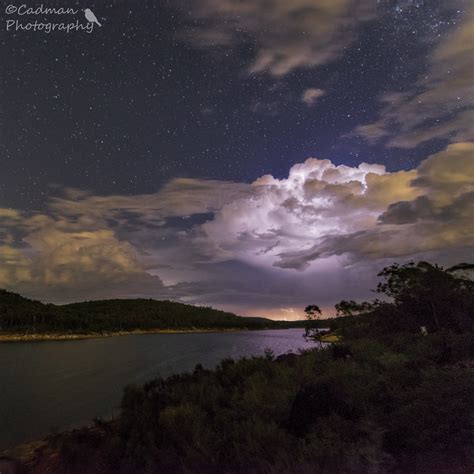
<box><xmin>1</xmin><ymin>142</ymin><xmax>472</xmax><ymax>315</ymax></box>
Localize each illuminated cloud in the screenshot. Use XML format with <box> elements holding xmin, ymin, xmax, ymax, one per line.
<box><xmin>1</xmin><ymin>144</ymin><xmax>472</xmax><ymax>312</ymax></box>
<box><xmin>0</xmin><ymin>218</ymin><xmax>166</xmax><ymax>301</ymax></box>
<box><xmin>197</xmin><ymin>158</ymin><xmax>421</xmax><ymax>268</ymax></box>
<box><xmin>302</xmin><ymin>88</ymin><xmax>325</xmax><ymax>106</ymax></box>
<box><xmin>185</xmin><ymin>0</ymin><xmax>375</xmax><ymax>76</ymax></box>
<box><xmin>272</xmin><ymin>144</ymin><xmax>474</xmax><ymax>269</ymax></box>
<box><xmin>0</xmin><ymin>178</ymin><xmax>249</xmax><ymax>301</ymax></box>
<box><xmin>355</xmin><ymin>7</ymin><xmax>474</xmax><ymax>148</ymax></box>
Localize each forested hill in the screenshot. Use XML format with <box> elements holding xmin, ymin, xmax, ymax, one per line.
<box><xmin>0</xmin><ymin>289</ymin><xmax>307</xmax><ymax>334</ymax></box>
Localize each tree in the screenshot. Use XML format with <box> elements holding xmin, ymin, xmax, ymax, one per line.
<box><xmin>304</xmin><ymin>304</ymin><xmax>322</xmax><ymax>339</ymax></box>
<box><xmin>335</xmin><ymin>300</ymin><xmax>375</xmax><ymax>317</ymax></box>
<box><xmin>305</xmin><ymin>261</ymin><xmax>474</xmax><ymax>337</ymax></box>
<box><xmin>375</xmin><ymin>261</ymin><xmax>474</xmax><ymax>332</ymax></box>
<box><xmin>304</xmin><ymin>304</ymin><xmax>322</xmax><ymax>319</ymax></box>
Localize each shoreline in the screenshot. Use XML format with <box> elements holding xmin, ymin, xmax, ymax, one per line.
<box><xmin>0</xmin><ymin>326</ymin><xmax>303</xmax><ymax>342</ymax></box>
<box><xmin>0</xmin><ymin>335</ymin><xmax>312</xmax><ymax>457</ymax></box>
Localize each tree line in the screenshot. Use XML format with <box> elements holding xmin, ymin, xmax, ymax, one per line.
<box><xmin>0</xmin><ymin>291</ymin><xmax>309</xmax><ymax>333</ymax></box>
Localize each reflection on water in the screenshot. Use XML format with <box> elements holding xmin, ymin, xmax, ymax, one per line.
<box><xmin>0</xmin><ymin>329</ymin><xmax>313</xmax><ymax>448</ymax></box>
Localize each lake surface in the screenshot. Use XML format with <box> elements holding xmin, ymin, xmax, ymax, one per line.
<box><xmin>0</xmin><ymin>328</ymin><xmax>313</xmax><ymax>448</ymax></box>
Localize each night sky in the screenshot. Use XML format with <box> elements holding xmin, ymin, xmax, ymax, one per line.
<box><xmin>1</xmin><ymin>0</ymin><xmax>473</xmax><ymax>318</ymax></box>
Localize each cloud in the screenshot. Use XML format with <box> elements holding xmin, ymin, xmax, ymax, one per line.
<box><xmin>271</xmin><ymin>144</ymin><xmax>474</xmax><ymax>269</ymax></box>
<box><xmin>186</xmin><ymin>143</ymin><xmax>473</xmax><ymax>273</ymax></box>
<box><xmin>379</xmin><ymin>142</ymin><xmax>474</xmax><ymax>225</ymax></box>
<box><xmin>197</xmin><ymin>157</ymin><xmax>421</xmax><ymax>268</ymax></box>
<box><xmin>1</xmin><ymin>144</ymin><xmax>471</xmax><ymax>313</ymax></box>
<box><xmin>184</xmin><ymin>0</ymin><xmax>375</xmax><ymax>76</ymax></box>
<box><xmin>167</xmin><ymin>256</ymin><xmax>368</xmax><ymax>318</ymax></box>
<box><xmin>412</xmin><ymin>142</ymin><xmax>474</xmax><ymax>196</ymax></box>
<box><xmin>49</xmin><ymin>178</ymin><xmax>250</xmax><ymax>227</ymax></box>
<box><xmin>0</xmin><ymin>178</ymin><xmax>250</xmax><ymax>302</ymax></box>
<box><xmin>0</xmin><ymin>208</ymin><xmax>20</xmax><ymax>219</ymax></box>
<box><xmin>0</xmin><ymin>218</ymin><xmax>167</xmax><ymax>301</ymax></box>
<box><xmin>301</xmin><ymin>88</ymin><xmax>325</xmax><ymax>106</ymax></box>
<box><xmin>355</xmin><ymin>7</ymin><xmax>474</xmax><ymax>148</ymax></box>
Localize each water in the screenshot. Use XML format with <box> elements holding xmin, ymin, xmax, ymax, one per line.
<box><xmin>0</xmin><ymin>329</ymin><xmax>313</xmax><ymax>448</ymax></box>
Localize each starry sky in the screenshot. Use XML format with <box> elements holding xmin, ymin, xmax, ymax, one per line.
<box><xmin>0</xmin><ymin>0</ymin><xmax>473</xmax><ymax>318</ymax></box>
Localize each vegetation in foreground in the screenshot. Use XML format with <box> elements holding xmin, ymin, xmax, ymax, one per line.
<box><xmin>0</xmin><ymin>292</ymin><xmax>309</xmax><ymax>337</ymax></box>
<box><xmin>2</xmin><ymin>262</ymin><xmax>474</xmax><ymax>473</ymax></box>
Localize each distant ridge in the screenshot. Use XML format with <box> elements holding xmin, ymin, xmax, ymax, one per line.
<box><xmin>0</xmin><ymin>289</ymin><xmax>306</xmax><ymax>335</ymax></box>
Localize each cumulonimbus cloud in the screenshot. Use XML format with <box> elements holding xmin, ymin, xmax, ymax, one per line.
<box><xmin>197</xmin><ymin>142</ymin><xmax>474</xmax><ymax>269</ymax></box>
<box><xmin>1</xmin><ymin>143</ymin><xmax>472</xmax><ymax>304</ymax></box>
